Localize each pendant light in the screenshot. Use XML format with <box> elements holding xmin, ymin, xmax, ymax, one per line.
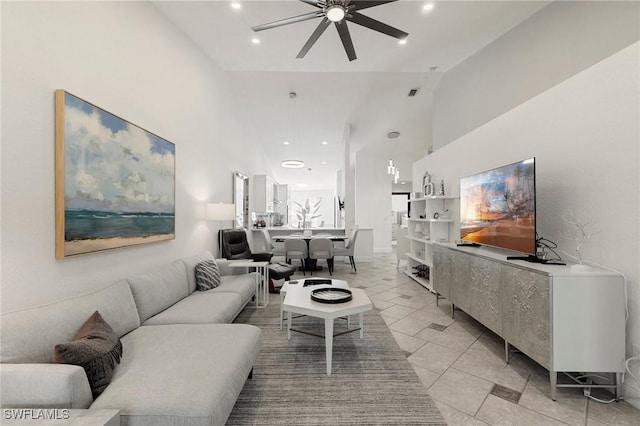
<box><xmin>387</xmin><ymin>131</ymin><xmax>400</xmax><ymax>182</ymax></box>
<box><xmin>281</xmin><ymin>92</ymin><xmax>305</xmax><ymax>169</ymax></box>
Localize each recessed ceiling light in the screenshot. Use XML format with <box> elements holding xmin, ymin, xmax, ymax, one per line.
<box><xmin>321</xmin><ymin>141</ymin><xmax>328</xmax><ymax>145</ymax></box>
<box><xmin>297</xmin><ymin>183</ymin><xmax>307</xmax><ymax>188</ymax></box>
<box><xmin>251</xmin><ymin>38</ymin><xmax>260</xmax><ymax>45</ymax></box>
<box><xmin>400</xmin><ymin>181</ymin><xmax>406</xmax><ymax>185</ymax></box>
<box><xmin>398</xmin><ymin>39</ymin><xmax>407</xmax><ymax>45</ymax></box>
<box><xmin>282</xmin><ymin>160</ymin><xmax>305</xmax><ymax>168</ymax></box>
<box><xmin>321</xmin><ymin>161</ymin><xmax>327</xmax><ymax>165</ymax></box>
<box><xmin>423</xmin><ymin>3</ymin><xmax>434</xmax><ymax>12</ymax></box>
<box><xmin>231</xmin><ymin>2</ymin><xmax>242</xmax><ymax>10</ymax></box>
<box><xmin>283</xmin><ymin>141</ymin><xmax>289</xmax><ymax>145</ymax></box>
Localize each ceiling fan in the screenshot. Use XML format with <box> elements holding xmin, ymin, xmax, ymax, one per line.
<box><xmin>251</xmin><ymin>0</ymin><xmax>409</xmax><ymax>61</ymax></box>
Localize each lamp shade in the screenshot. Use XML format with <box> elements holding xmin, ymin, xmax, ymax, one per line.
<box><xmin>206</xmin><ymin>203</ymin><xmax>235</xmax><ymax>221</ymax></box>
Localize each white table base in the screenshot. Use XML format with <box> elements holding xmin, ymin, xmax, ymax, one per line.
<box><xmin>282</xmin><ymin>280</ymin><xmax>372</xmax><ymax>376</ymax></box>
<box><xmin>228</xmin><ymin>260</ymin><xmax>269</xmax><ymax>308</ymax></box>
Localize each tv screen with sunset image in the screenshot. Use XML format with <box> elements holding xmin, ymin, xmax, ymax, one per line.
<box><xmin>460</xmin><ymin>158</ymin><xmax>536</xmax><ymax>255</ymax></box>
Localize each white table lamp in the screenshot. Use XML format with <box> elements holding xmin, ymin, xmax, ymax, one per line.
<box><xmin>206</xmin><ymin>203</ymin><xmax>235</xmax><ymax>223</ymax></box>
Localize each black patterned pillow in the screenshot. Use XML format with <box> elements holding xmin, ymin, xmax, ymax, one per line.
<box><xmin>195</xmin><ymin>260</ymin><xmax>221</xmax><ymax>291</ymax></box>
<box><xmin>53</xmin><ymin>311</ymin><xmax>122</xmax><ymax>397</ymax></box>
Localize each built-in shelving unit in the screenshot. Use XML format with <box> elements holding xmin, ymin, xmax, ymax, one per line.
<box><xmin>405</xmin><ymin>196</ymin><xmax>457</xmax><ymax>292</ymax></box>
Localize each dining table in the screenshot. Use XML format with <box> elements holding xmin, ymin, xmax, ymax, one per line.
<box><xmin>273</xmin><ymin>234</ymin><xmax>346</xmax><ymax>272</ymax></box>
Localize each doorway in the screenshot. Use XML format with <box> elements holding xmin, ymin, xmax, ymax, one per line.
<box><xmin>391</xmin><ymin>192</ymin><xmax>411</xmax><ymax>244</ymax></box>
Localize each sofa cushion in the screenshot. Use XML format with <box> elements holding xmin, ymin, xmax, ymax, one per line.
<box><xmin>142</xmin><ymin>292</ymin><xmax>244</xmax><ymax>326</ymax></box>
<box><xmin>0</xmin><ymin>280</ymin><xmax>139</xmax><ymax>364</ymax></box>
<box><xmin>54</xmin><ymin>311</ymin><xmax>123</xmax><ymax>397</ymax></box>
<box><xmin>209</xmin><ymin>274</ymin><xmax>257</xmax><ymax>305</ymax></box>
<box><xmin>0</xmin><ymin>363</ymin><xmax>93</xmax><ymax>409</ymax></box>
<box><xmin>90</xmin><ymin>324</ymin><xmax>262</xmax><ymax>426</ymax></box>
<box><xmin>178</xmin><ymin>251</ymin><xmax>215</xmax><ymax>294</ymax></box>
<box><xmin>195</xmin><ymin>260</ymin><xmax>221</xmax><ymax>291</ymax></box>
<box><xmin>126</xmin><ymin>261</ymin><xmax>189</xmax><ymax>323</ymax></box>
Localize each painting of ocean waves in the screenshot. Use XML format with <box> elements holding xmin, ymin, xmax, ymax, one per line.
<box><xmin>55</xmin><ymin>90</ymin><xmax>175</xmax><ymax>257</ymax></box>
<box><xmin>65</xmin><ymin>210</ymin><xmax>175</xmax><ymax>240</ymax></box>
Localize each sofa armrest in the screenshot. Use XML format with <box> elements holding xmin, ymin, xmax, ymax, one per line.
<box><xmin>216</xmin><ymin>258</ymin><xmax>248</xmax><ymax>276</ymax></box>
<box><xmin>0</xmin><ymin>364</ymin><xmax>93</xmax><ymax>409</ymax></box>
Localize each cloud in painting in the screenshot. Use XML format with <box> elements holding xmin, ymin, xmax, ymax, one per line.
<box><xmin>64</xmin><ymin>95</ymin><xmax>175</xmax><ymax>213</ymax></box>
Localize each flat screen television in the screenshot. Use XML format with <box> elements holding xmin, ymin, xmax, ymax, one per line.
<box><xmin>460</xmin><ymin>158</ymin><xmax>536</xmax><ymax>255</ymax></box>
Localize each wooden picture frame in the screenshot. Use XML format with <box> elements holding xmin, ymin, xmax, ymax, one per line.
<box><xmin>55</xmin><ymin>90</ymin><xmax>175</xmax><ymax>258</ymax></box>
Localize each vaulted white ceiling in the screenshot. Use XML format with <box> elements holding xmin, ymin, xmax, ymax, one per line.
<box><xmin>154</xmin><ymin>0</ymin><xmax>548</xmax><ymax>189</ymax></box>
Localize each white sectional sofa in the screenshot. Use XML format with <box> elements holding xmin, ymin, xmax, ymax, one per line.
<box><xmin>0</xmin><ymin>251</ymin><xmax>262</xmax><ymax>426</ymax></box>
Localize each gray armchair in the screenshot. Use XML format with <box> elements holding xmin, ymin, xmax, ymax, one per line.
<box><xmin>333</xmin><ymin>228</ymin><xmax>358</xmax><ymax>272</ymax></box>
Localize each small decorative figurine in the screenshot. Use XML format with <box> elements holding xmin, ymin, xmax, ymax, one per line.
<box><xmin>438</xmin><ymin>180</ymin><xmax>445</xmax><ymax>196</ymax></box>
<box><xmin>423</xmin><ymin>172</ymin><xmax>435</xmax><ymax>197</ymax></box>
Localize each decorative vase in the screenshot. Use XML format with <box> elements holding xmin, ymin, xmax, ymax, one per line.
<box><xmin>423</xmin><ymin>172</ymin><xmax>434</xmax><ymax>197</ymax></box>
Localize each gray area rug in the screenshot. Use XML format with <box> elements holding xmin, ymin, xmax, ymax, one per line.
<box><xmin>228</xmin><ymin>297</ymin><xmax>446</xmax><ymax>425</ymax></box>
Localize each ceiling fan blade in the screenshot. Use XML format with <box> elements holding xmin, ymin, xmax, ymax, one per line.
<box><xmin>298</xmin><ymin>0</ymin><xmax>322</xmax><ymax>8</ymax></box>
<box><xmin>350</xmin><ymin>0</ymin><xmax>398</xmax><ymax>11</ymax></box>
<box><xmin>297</xmin><ymin>17</ymin><xmax>331</xmax><ymax>58</ymax></box>
<box><xmin>346</xmin><ymin>11</ymin><xmax>408</xmax><ymax>39</ymax></box>
<box><xmin>252</xmin><ymin>11</ymin><xmax>322</xmax><ymax>32</ymax></box>
<box><xmin>335</xmin><ymin>21</ymin><xmax>357</xmax><ymax>61</ymax></box>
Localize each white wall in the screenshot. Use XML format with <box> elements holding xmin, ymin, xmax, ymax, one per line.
<box><xmin>356</xmin><ymin>141</ymin><xmax>392</xmax><ymax>253</ymax></box>
<box><xmin>415</xmin><ymin>42</ymin><xmax>640</xmax><ymax>406</ymax></box>
<box><xmin>1</xmin><ymin>2</ymin><xmax>267</xmax><ymax>312</ymax></box>
<box><xmin>433</xmin><ymin>1</ymin><xmax>640</xmax><ymax>149</ymax></box>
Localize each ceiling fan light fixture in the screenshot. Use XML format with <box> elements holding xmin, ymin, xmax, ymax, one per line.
<box><xmin>282</xmin><ymin>159</ymin><xmax>305</xmax><ymax>168</ymax></box>
<box><xmin>326</xmin><ymin>5</ymin><xmax>346</xmax><ymax>22</ymax></box>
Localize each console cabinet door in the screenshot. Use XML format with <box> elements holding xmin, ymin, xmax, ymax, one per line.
<box><xmin>449</xmin><ymin>250</ymin><xmax>471</xmax><ymax>312</ymax></box>
<box><xmin>468</xmin><ymin>256</ymin><xmax>502</xmax><ymax>335</ymax></box>
<box><xmin>433</xmin><ymin>246</ymin><xmax>451</xmax><ymax>299</ymax></box>
<box><xmin>501</xmin><ymin>266</ymin><xmax>550</xmax><ymax>369</ymax></box>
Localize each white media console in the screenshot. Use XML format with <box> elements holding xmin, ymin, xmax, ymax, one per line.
<box><xmin>432</xmin><ymin>242</ymin><xmax>626</xmax><ymax>400</ymax></box>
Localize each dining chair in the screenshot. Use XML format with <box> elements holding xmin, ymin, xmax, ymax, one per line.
<box><xmin>262</xmin><ymin>229</ymin><xmax>285</xmax><ymax>259</ymax></box>
<box><xmin>284</xmin><ymin>238</ymin><xmax>308</xmax><ymax>276</ymax></box>
<box><xmin>308</xmin><ymin>238</ymin><xmax>333</xmax><ymax>276</ymax></box>
<box><xmin>333</xmin><ymin>228</ymin><xmax>358</xmax><ymax>272</ymax></box>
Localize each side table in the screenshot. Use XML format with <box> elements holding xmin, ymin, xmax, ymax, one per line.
<box><xmin>229</xmin><ymin>260</ymin><xmax>269</xmax><ymax>308</ymax></box>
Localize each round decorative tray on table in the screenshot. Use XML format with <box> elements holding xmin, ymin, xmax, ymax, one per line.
<box><xmin>310</xmin><ymin>288</ymin><xmax>353</xmax><ymax>304</ymax></box>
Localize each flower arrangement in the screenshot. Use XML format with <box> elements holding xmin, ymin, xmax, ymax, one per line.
<box><xmin>295</xmin><ymin>198</ymin><xmax>321</xmax><ymax>228</ymax></box>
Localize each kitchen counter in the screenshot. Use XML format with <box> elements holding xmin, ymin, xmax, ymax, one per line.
<box><xmin>262</xmin><ymin>227</ymin><xmax>345</xmax><ymax>232</ymax></box>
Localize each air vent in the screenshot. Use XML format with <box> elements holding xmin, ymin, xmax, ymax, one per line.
<box><xmin>408</xmin><ymin>88</ymin><xmax>419</xmax><ymax>97</ymax></box>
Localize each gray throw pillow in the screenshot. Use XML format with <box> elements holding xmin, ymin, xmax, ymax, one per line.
<box><xmin>195</xmin><ymin>259</ymin><xmax>221</xmax><ymax>291</ymax></box>
<box><xmin>53</xmin><ymin>311</ymin><xmax>122</xmax><ymax>397</ymax></box>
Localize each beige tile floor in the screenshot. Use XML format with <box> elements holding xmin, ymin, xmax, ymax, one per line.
<box><xmin>301</xmin><ymin>252</ymin><xmax>640</xmax><ymax>426</ymax></box>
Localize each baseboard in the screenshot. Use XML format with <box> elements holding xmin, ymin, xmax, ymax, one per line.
<box><xmin>373</xmin><ymin>248</ymin><xmax>393</xmax><ymax>254</ymax></box>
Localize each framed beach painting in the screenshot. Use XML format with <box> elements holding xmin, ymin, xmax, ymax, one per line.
<box><xmin>55</xmin><ymin>90</ymin><xmax>175</xmax><ymax>258</ymax></box>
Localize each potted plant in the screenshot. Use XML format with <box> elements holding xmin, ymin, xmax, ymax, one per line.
<box><xmin>294</xmin><ymin>198</ymin><xmax>321</xmax><ymax>229</ymax></box>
